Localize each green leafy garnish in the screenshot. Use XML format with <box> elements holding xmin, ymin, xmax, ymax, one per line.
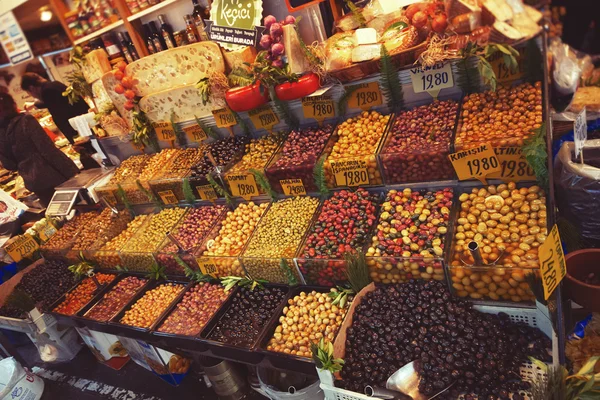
<box><xmin>345</xmin><ymin>0</ymin><xmax>366</xmax><ymax>28</ymax></box>
<box><xmin>521</xmin><ymin>122</ymin><xmax>548</xmax><ymax>192</ymax></box>
<box><xmin>379</xmin><ymin>45</ymin><xmax>404</xmax><ymax>109</ymax></box>
<box><xmin>328</xmin><ymin>286</ymin><xmax>354</xmax><ymax>309</ymax></box>
<box><xmin>313</xmin><ymin>154</ymin><xmax>330</xmax><ymax>197</ymax></box>
<box><xmin>146</xmin><ymin>261</ymin><xmax>167</xmax><ymax>280</ymax></box>
<box><xmin>206</xmin><ymin>173</ymin><xmax>234</xmax><ymax>207</ymax></box>
<box><xmin>280</xmin><ymin>258</ymin><xmax>298</xmax><ymax>285</ymax></box>
<box><xmin>311</xmin><ymin>338</ymin><xmax>344</xmax><ymax>373</ymax></box>
<box><xmin>250</xmin><ymin>168</ymin><xmax>277</xmax><ymax>201</ymax></box>
<box><xmin>220</xmin><ymin>276</ymin><xmax>268</xmax><ymax>292</ymax></box>
<box><xmin>136</xmin><ymin>180</ymin><xmax>163</xmax><ymax>209</ymax></box>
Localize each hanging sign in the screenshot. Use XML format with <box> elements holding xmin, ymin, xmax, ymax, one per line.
<box><xmin>409</xmin><ymin>62</ymin><xmax>454</xmax><ymax>99</ymax></box>
<box><xmin>347</xmin><ymin>82</ymin><xmax>382</xmax><ymax>111</ymax></box>
<box><xmin>248</xmin><ymin>105</ymin><xmax>279</xmax><ymax>131</ymax></box>
<box><xmin>196</xmin><ymin>185</ymin><xmax>218</xmax><ymax>202</ymax></box>
<box><xmin>574</xmin><ymin>107</ymin><xmax>587</xmax><ymax>161</ymax></box>
<box><xmin>154</xmin><ymin>122</ymin><xmax>176</xmax><ymax>142</ymax></box>
<box><xmin>195</xmin><ymin>257</ymin><xmax>218</xmax><ymax>277</ymax></box>
<box><xmin>302</xmin><ymin>95</ymin><xmax>335</xmax><ymax>124</ymax></box>
<box><xmin>184</xmin><ymin>124</ymin><xmax>208</xmax><ymax>143</ymax></box>
<box><xmin>212</xmin><ymin>107</ymin><xmax>237</xmax><ymax>128</ymax></box>
<box><xmin>330</xmin><ymin>159</ymin><xmax>370</xmax><ymax>187</ymax></box>
<box><xmin>0</xmin><ymin>12</ymin><xmax>33</xmax><ymax>65</ymax></box>
<box><xmin>207</xmin><ymin>0</ymin><xmax>264</xmax><ymax>50</ymax></box>
<box><xmin>489</xmin><ymin>46</ymin><xmax>526</xmax><ymax>84</ymax></box>
<box><xmin>488</xmin><ymin>147</ymin><xmax>536</xmax><ymax>181</ymax></box>
<box><xmin>539</xmin><ymin>225</ymin><xmax>566</xmax><ymax>300</ymax></box>
<box><xmin>280</xmin><ymin>179</ymin><xmax>306</xmax><ymax>196</ymax></box>
<box><xmin>448</xmin><ymin>143</ymin><xmax>501</xmax><ymax>184</ymax></box>
<box><xmin>158</xmin><ymin>190</ymin><xmax>178</xmax><ymax>205</ymax></box>
<box><xmin>227</xmin><ymin>173</ymin><xmax>259</xmax><ymax>200</ymax></box>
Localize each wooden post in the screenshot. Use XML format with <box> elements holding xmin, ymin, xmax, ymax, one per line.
<box><xmin>49</xmin><ymin>0</ymin><xmax>76</xmax><ymax>43</ymax></box>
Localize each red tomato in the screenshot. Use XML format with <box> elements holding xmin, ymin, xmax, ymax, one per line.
<box><xmin>274</xmin><ymin>73</ymin><xmax>321</xmax><ymax>101</ymax></box>
<box><xmin>124</xmin><ymin>99</ymin><xmax>135</xmax><ymax>111</ymax></box>
<box><xmin>225</xmin><ymin>81</ymin><xmax>269</xmax><ymax>112</ymax></box>
<box><xmin>124</xmin><ymin>89</ymin><xmax>136</xmax><ymax>100</ymax></box>
<box><xmin>114</xmin><ymin>84</ymin><xmax>125</xmax><ymax>94</ymax></box>
<box><xmin>121</xmin><ymin>76</ymin><xmax>133</xmax><ymax>89</ymax></box>
<box><xmin>116</xmin><ymin>61</ymin><xmax>127</xmax><ymax>72</ymax></box>
<box><xmin>114</xmin><ymin>70</ymin><xmax>124</xmax><ymax>81</ymax></box>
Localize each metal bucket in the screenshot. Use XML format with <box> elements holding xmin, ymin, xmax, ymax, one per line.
<box><xmin>199</xmin><ymin>357</ymin><xmax>248</xmax><ymax>400</ymax></box>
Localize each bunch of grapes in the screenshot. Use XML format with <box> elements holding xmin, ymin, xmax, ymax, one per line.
<box><xmin>259</xmin><ymin>14</ymin><xmax>296</xmax><ymax>68</ymax></box>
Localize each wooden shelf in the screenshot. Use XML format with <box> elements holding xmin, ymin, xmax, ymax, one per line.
<box><xmin>127</xmin><ymin>0</ymin><xmax>180</xmax><ymax>22</ymax></box>
<box><xmin>74</xmin><ymin>20</ymin><xmax>125</xmax><ymax>45</ymax></box>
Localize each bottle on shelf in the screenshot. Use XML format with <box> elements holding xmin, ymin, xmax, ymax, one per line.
<box><xmin>124</xmin><ymin>32</ymin><xmax>140</xmax><ymax>60</ymax></box>
<box><xmin>191</xmin><ymin>0</ymin><xmax>210</xmax><ymax>41</ymax></box>
<box><xmin>157</xmin><ymin>14</ymin><xmax>176</xmax><ymax>49</ymax></box>
<box><xmin>126</xmin><ymin>0</ymin><xmax>141</xmax><ymax>14</ymax></box>
<box><xmin>101</xmin><ymin>32</ymin><xmax>125</xmax><ymax>67</ymax></box>
<box><xmin>183</xmin><ymin>14</ymin><xmax>199</xmax><ymax>44</ymax></box>
<box><xmin>117</xmin><ymin>32</ymin><xmax>134</xmax><ymax>63</ymax></box>
<box><xmin>86</xmin><ymin>0</ymin><xmax>100</xmax><ymax>32</ymax></box>
<box><xmin>142</xmin><ymin>24</ymin><xmax>156</xmax><ymax>54</ymax></box>
<box><xmin>77</xmin><ymin>0</ymin><xmax>91</xmax><ymax>35</ymax></box>
<box><xmin>148</xmin><ymin>21</ymin><xmax>166</xmax><ymax>52</ymax></box>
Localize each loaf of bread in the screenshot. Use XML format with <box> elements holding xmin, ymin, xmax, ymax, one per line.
<box><xmin>138</xmin><ymin>84</ymin><xmax>226</xmax><ymax>124</ymax></box>
<box><xmin>126</xmin><ymin>42</ymin><xmax>225</xmax><ymax>97</ymax></box>
<box><xmin>101</xmin><ymin>71</ymin><xmax>133</xmax><ymax>128</ymax></box>
<box><xmin>82</xmin><ymin>49</ymin><xmax>112</xmax><ymax>83</ymax></box>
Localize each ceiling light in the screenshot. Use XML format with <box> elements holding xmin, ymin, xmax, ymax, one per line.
<box><xmin>40</xmin><ymin>9</ymin><xmax>52</xmax><ymax>22</ymax></box>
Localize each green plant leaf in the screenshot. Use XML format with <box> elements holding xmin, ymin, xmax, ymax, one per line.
<box><xmin>379</xmin><ymin>45</ymin><xmax>404</xmax><ymax>110</ymax></box>
<box><xmin>136</xmin><ymin>180</ymin><xmax>163</xmax><ymax>209</ymax></box>
<box><xmin>170</xmin><ymin>112</ymin><xmax>186</xmax><ymax>146</ymax></box>
<box><xmin>344</xmin><ymin>251</ymin><xmax>371</xmax><ymax>293</ymax></box>
<box><xmin>182</xmin><ymin>178</ymin><xmax>196</xmax><ymax>204</ymax></box>
<box><xmin>195</xmin><ymin>115</ymin><xmax>219</xmax><ymax>140</ymax></box>
<box><xmin>227</xmin><ymin>67</ymin><xmax>254</xmax><ymax>87</ymax></box>
<box><xmin>529</xmin><ymin>356</ymin><xmax>549</xmax><ymax>372</ymax></box>
<box><xmin>313</xmin><ymin>154</ymin><xmax>330</xmax><ymax>197</ymax></box>
<box><xmin>279</xmin><ymin>258</ymin><xmax>298</xmax><ymax>285</ymax></box>
<box><xmin>206</xmin><ymin>173</ymin><xmax>234</xmax><ymax>207</ymax></box>
<box><xmin>521</xmin><ymin>122</ymin><xmax>549</xmax><ymax>192</ymax></box>
<box><xmin>577</xmin><ymin>357</ymin><xmax>600</xmax><ymax>376</ymax></box>
<box><xmin>250</xmin><ymin>168</ymin><xmax>277</xmax><ymax>201</ymax></box>
<box><xmin>269</xmin><ymin>86</ymin><xmax>299</xmax><ymax>129</ymax></box>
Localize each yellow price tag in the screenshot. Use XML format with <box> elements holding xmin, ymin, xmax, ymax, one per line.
<box><xmin>158</xmin><ymin>190</ymin><xmax>178</xmax><ymax>205</ymax></box>
<box><xmin>195</xmin><ymin>257</ymin><xmax>218</xmax><ymax>277</ymax></box>
<box><xmin>489</xmin><ymin>47</ymin><xmax>525</xmax><ymax>84</ymax></box>
<box><xmin>5</xmin><ymin>234</ymin><xmax>39</xmax><ymax>263</ymax></box>
<box><xmin>488</xmin><ymin>147</ymin><xmax>536</xmax><ymax>181</ymax></box>
<box><xmin>227</xmin><ymin>173</ymin><xmax>259</xmax><ymax>200</ymax></box>
<box><xmin>196</xmin><ymin>185</ymin><xmax>218</xmax><ymax>202</ymax></box>
<box><xmin>348</xmin><ymin>82</ymin><xmax>382</xmax><ymax>111</ymax></box>
<box><xmin>184</xmin><ymin>124</ymin><xmax>208</xmax><ymax>143</ymax></box>
<box><xmin>302</xmin><ymin>96</ymin><xmax>335</xmax><ymax>123</ymax></box>
<box><xmin>448</xmin><ymin>143</ymin><xmax>502</xmax><ymax>184</ymax></box>
<box><xmin>38</xmin><ymin>221</ymin><xmax>57</xmax><ymax>242</ymax></box>
<box><xmin>248</xmin><ymin>105</ymin><xmax>279</xmax><ymax>131</ymax></box>
<box><xmin>154</xmin><ymin>122</ymin><xmax>176</xmax><ymax>142</ymax></box>
<box><xmin>212</xmin><ymin>108</ymin><xmax>237</xmax><ymax>128</ymax></box>
<box><xmin>330</xmin><ymin>159</ymin><xmax>370</xmax><ymax>187</ymax></box>
<box><xmin>280</xmin><ymin>179</ymin><xmax>306</xmax><ymax>196</ymax></box>
<box><xmin>539</xmin><ymin>225</ymin><xmax>566</xmax><ymax>300</ymax></box>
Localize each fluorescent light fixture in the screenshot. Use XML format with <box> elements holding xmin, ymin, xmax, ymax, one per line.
<box><xmin>40</xmin><ymin>9</ymin><xmax>53</xmax><ymax>21</ymax></box>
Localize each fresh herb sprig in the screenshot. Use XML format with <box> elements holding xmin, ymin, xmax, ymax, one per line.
<box><xmin>220</xmin><ymin>276</ymin><xmax>268</xmax><ymax>292</ymax></box>
<box><xmin>311</xmin><ymin>338</ymin><xmax>345</xmax><ymax>373</ymax></box>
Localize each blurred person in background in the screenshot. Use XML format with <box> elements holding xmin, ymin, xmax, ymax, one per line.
<box><xmin>0</xmin><ymin>92</ymin><xmax>79</xmax><ymax>206</ymax></box>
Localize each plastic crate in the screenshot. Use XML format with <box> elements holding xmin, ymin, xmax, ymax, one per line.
<box><xmin>318</xmin><ymin>304</ymin><xmax>550</xmax><ymax>400</ymax></box>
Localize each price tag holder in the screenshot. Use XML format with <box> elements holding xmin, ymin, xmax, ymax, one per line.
<box><xmin>574</xmin><ymin>107</ymin><xmax>587</xmax><ymax>160</ymax></box>
<box><xmin>490</xmin><ymin>47</ymin><xmax>525</xmax><ymax>84</ymax></box>
<box><xmin>212</xmin><ymin>108</ymin><xmax>237</xmax><ymax>128</ymax></box>
<box><xmin>227</xmin><ymin>173</ymin><xmax>259</xmax><ymax>200</ymax></box>
<box><xmin>158</xmin><ymin>190</ymin><xmax>178</xmax><ymax>205</ymax></box>
<box><xmin>409</xmin><ymin>62</ymin><xmax>454</xmax><ymax>99</ymax></box>
<box><xmin>539</xmin><ymin>225</ymin><xmax>566</xmax><ymax>300</ymax></box>
<box><xmin>280</xmin><ymin>179</ymin><xmax>306</xmax><ymax>196</ymax></box>
<box><xmin>5</xmin><ymin>234</ymin><xmax>39</xmax><ymax>263</ymax></box>
<box><xmin>154</xmin><ymin>122</ymin><xmax>176</xmax><ymax>142</ymax></box>
<box><xmin>248</xmin><ymin>105</ymin><xmax>279</xmax><ymax>132</ymax></box>
<box><xmin>448</xmin><ymin>143</ymin><xmax>501</xmax><ymax>184</ymax></box>
<box><xmin>330</xmin><ymin>159</ymin><xmax>370</xmax><ymax>187</ymax></box>
<box><xmin>195</xmin><ymin>257</ymin><xmax>218</xmax><ymax>277</ymax></box>
<box><xmin>488</xmin><ymin>147</ymin><xmax>536</xmax><ymax>181</ymax></box>
<box><xmin>348</xmin><ymin>81</ymin><xmax>383</xmax><ymax>111</ymax></box>
<box><xmin>302</xmin><ymin>95</ymin><xmax>335</xmax><ymax>124</ymax></box>
<box><xmin>196</xmin><ymin>184</ymin><xmax>218</xmax><ymax>202</ymax></box>
<box><xmin>38</xmin><ymin>221</ymin><xmax>57</xmax><ymax>242</ymax></box>
<box><xmin>184</xmin><ymin>124</ymin><xmax>208</xmax><ymax>143</ymax></box>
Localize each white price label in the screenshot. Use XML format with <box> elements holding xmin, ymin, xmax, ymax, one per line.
<box><xmin>574</xmin><ymin>107</ymin><xmax>587</xmax><ymax>160</ymax></box>
<box><xmin>409</xmin><ymin>62</ymin><xmax>454</xmax><ymax>98</ymax></box>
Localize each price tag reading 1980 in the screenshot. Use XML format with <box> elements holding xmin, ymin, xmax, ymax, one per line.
<box><xmin>330</xmin><ymin>159</ymin><xmax>370</xmax><ymax>187</ymax></box>
<box><xmin>280</xmin><ymin>179</ymin><xmax>306</xmax><ymax>196</ymax></box>
<box><xmin>196</xmin><ymin>185</ymin><xmax>217</xmax><ymax>202</ymax></box>
<box><xmin>409</xmin><ymin>62</ymin><xmax>454</xmax><ymax>98</ymax></box>
<box><xmin>154</xmin><ymin>122</ymin><xmax>176</xmax><ymax>142</ymax></box>
<box><xmin>302</xmin><ymin>95</ymin><xmax>335</xmax><ymax>123</ymax></box>
<box><xmin>448</xmin><ymin>143</ymin><xmax>501</xmax><ymax>184</ymax></box>
<box><xmin>184</xmin><ymin>124</ymin><xmax>208</xmax><ymax>143</ymax></box>
<box><xmin>212</xmin><ymin>108</ymin><xmax>236</xmax><ymax>128</ymax></box>
<box><xmin>488</xmin><ymin>147</ymin><xmax>536</xmax><ymax>181</ymax></box>
<box><xmin>348</xmin><ymin>82</ymin><xmax>382</xmax><ymax>111</ymax></box>
<box><xmin>158</xmin><ymin>190</ymin><xmax>178</xmax><ymax>205</ymax></box>
<box><xmin>249</xmin><ymin>105</ymin><xmax>279</xmax><ymax>131</ymax></box>
<box><xmin>195</xmin><ymin>257</ymin><xmax>218</xmax><ymax>277</ymax></box>
<box><xmin>5</xmin><ymin>234</ymin><xmax>39</xmax><ymax>263</ymax></box>
<box><xmin>490</xmin><ymin>47</ymin><xmax>525</xmax><ymax>84</ymax></box>
<box><xmin>227</xmin><ymin>173</ymin><xmax>259</xmax><ymax>200</ymax></box>
<box><xmin>539</xmin><ymin>225</ymin><xmax>566</xmax><ymax>300</ymax></box>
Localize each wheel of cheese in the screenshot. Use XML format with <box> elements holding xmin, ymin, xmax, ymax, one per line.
<box><xmin>138</xmin><ymin>83</ymin><xmax>226</xmax><ymax>124</ymax></box>
<box><xmin>83</xmin><ymin>49</ymin><xmax>112</xmax><ymax>84</ymax></box>
<box><xmin>101</xmin><ymin>70</ymin><xmax>134</xmax><ymax>128</ymax></box>
<box><xmin>126</xmin><ymin>42</ymin><xmax>225</xmax><ymax>97</ymax></box>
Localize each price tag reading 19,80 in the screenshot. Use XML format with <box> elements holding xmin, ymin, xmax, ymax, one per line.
<box><xmin>539</xmin><ymin>225</ymin><xmax>566</xmax><ymax>300</ymax></box>
<box><xmin>488</xmin><ymin>147</ymin><xmax>536</xmax><ymax>181</ymax></box>
<box><xmin>348</xmin><ymin>82</ymin><xmax>382</xmax><ymax>111</ymax></box>
<box><xmin>5</xmin><ymin>234</ymin><xmax>39</xmax><ymax>263</ymax></box>
<box><xmin>196</xmin><ymin>184</ymin><xmax>218</xmax><ymax>202</ymax></box>
<box><xmin>280</xmin><ymin>179</ymin><xmax>306</xmax><ymax>196</ymax></box>
<box><xmin>154</xmin><ymin>122</ymin><xmax>176</xmax><ymax>142</ymax></box>
<box><xmin>195</xmin><ymin>257</ymin><xmax>218</xmax><ymax>277</ymax></box>
<box><xmin>227</xmin><ymin>173</ymin><xmax>259</xmax><ymax>200</ymax></box>
<box><xmin>302</xmin><ymin>95</ymin><xmax>335</xmax><ymax>124</ymax></box>
<box><xmin>158</xmin><ymin>190</ymin><xmax>178</xmax><ymax>205</ymax></box>
<box><xmin>184</xmin><ymin>124</ymin><xmax>208</xmax><ymax>143</ymax></box>
<box><xmin>330</xmin><ymin>159</ymin><xmax>370</xmax><ymax>187</ymax></box>
<box><xmin>212</xmin><ymin>108</ymin><xmax>237</xmax><ymax>128</ymax></box>
<box><xmin>409</xmin><ymin>62</ymin><xmax>454</xmax><ymax>99</ymax></box>
<box><xmin>448</xmin><ymin>143</ymin><xmax>502</xmax><ymax>184</ymax></box>
<box><xmin>249</xmin><ymin>105</ymin><xmax>279</xmax><ymax>131</ymax></box>
<box><xmin>490</xmin><ymin>47</ymin><xmax>525</xmax><ymax>84</ymax></box>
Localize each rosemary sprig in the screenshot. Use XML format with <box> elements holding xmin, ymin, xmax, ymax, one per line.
<box><xmin>521</xmin><ymin>122</ymin><xmax>548</xmax><ymax>192</ymax></box>
<box><xmin>115</xmin><ymin>265</ymin><xmax>129</xmax><ymax>272</ymax></box>
<box><xmin>195</xmin><ymin>115</ymin><xmax>220</xmax><ymax>140</ymax></box>
<box><xmin>228</xmin><ymin>67</ymin><xmax>254</xmax><ymax>87</ymax></box>
<box><xmin>220</xmin><ymin>276</ymin><xmax>268</xmax><ymax>292</ymax></box>
<box><xmin>116</xmin><ymin>184</ymin><xmax>134</xmax><ymax>215</ymax></box>
<box><xmin>231</xmin><ymin>110</ymin><xmax>251</xmax><ymax>137</ymax></box>
<box><xmin>146</xmin><ymin>261</ymin><xmax>167</xmax><ymax>280</ymax></box>
<box><xmin>269</xmin><ymin>86</ymin><xmax>299</xmax><ymax>129</ymax></box>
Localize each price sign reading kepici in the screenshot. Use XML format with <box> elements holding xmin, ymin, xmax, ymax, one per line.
<box><xmin>184</xmin><ymin>124</ymin><xmax>208</xmax><ymax>143</ymax></box>
<box><xmin>448</xmin><ymin>143</ymin><xmax>502</xmax><ymax>184</ymax></box>
<box><xmin>212</xmin><ymin>108</ymin><xmax>237</xmax><ymax>128</ymax></box>
<box><xmin>348</xmin><ymin>82</ymin><xmax>383</xmax><ymax>111</ymax></box>
<box><xmin>409</xmin><ymin>62</ymin><xmax>454</xmax><ymax>99</ymax></box>
<box><xmin>154</xmin><ymin>122</ymin><xmax>176</xmax><ymax>142</ymax></box>
<box><xmin>227</xmin><ymin>173</ymin><xmax>259</xmax><ymax>200</ymax></box>
<box><xmin>5</xmin><ymin>234</ymin><xmax>39</xmax><ymax>263</ymax></box>
<box><xmin>280</xmin><ymin>179</ymin><xmax>306</xmax><ymax>196</ymax></box>
<box><xmin>488</xmin><ymin>147</ymin><xmax>536</xmax><ymax>181</ymax></box>
<box><xmin>539</xmin><ymin>225</ymin><xmax>566</xmax><ymax>300</ymax></box>
<box><xmin>196</xmin><ymin>185</ymin><xmax>218</xmax><ymax>202</ymax></box>
<box><xmin>302</xmin><ymin>95</ymin><xmax>335</xmax><ymax>123</ymax></box>
<box><xmin>158</xmin><ymin>190</ymin><xmax>178</xmax><ymax>205</ymax></box>
<box><xmin>249</xmin><ymin>105</ymin><xmax>279</xmax><ymax>131</ymax></box>
<box><xmin>330</xmin><ymin>159</ymin><xmax>370</xmax><ymax>187</ymax></box>
<box><xmin>195</xmin><ymin>257</ymin><xmax>218</xmax><ymax>277</ymax></box>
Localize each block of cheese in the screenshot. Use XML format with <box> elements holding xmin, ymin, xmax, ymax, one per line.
<box><xmin>282</xmin><ymin>24</ymin><xmax>311</xmax><ymax>75</ymax></box>
<box><xmin>82</xmin><ymin>49</ymin><xmax>112</xmax><ymax>84</ymax></box>
<box><xmin>101</xmin><ymin>71</ymin><xmax>133</xmax><ymax>128</ymax></box>
<box><xmin>138</xmin><ymin>84</ymin><xmax>226</xmax><ymax>124</ymax></box>
<box><xmin>482</xmin><ymin>0</ymin><xmax>513</xmax><ymax>24</ymax></box>
<box><xmin>125</xmin><ymin>41</ymin><xmax>225</xmax><ymax>97</ymax></box>
<box><xmin>351</xmin><ymin>44</ymin><xmax>382</xmax><ymax>63</ymax></box>
<box><xmin>91</xmin><ymin>80</ymin><xmax>113</xmax><ymax>113</ymax></box>
<box><xmin>354</xmin><ymin>28</ymin><xmax>378</xmax><ymax>45</ymax></box>
<box><xmin>223</xmin><ymin>46</ymin><xmax>256</xmax><ymax>72</ymax></box>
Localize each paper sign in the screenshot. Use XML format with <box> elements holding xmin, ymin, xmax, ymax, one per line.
<box><xmin>195</xmin><ymin>257</ymin><xmax>218</xmax><ymax>277</ymax></box>
<box><xmin>348</xmin><ymin>82</ymin><xmax>383</xmax><ymax>111</ymax></box>
<box><xmin>227</xmin><ymin>173</ymin><xmax>259</xmax><ymax>200</ymax></box>
<box><xmin>448</xmin><ymin>143</ymin><xmax>501</xmax><ymax>184</ymax></box>
<box><xmin>158</xmin><ymin>190</ymin><xmax>178</xmax><ymax>205</ymax></box>
<box><xmin>488</xmin><ymin>147</ymin><xmax>536</xmax><ymax>181</ymax></box>
<box><xmin>0</xmin><ymin>12</ymin><xmax>33</xmax><ymax>65</ymax></box>
<box><xmin>5</xmin><ymin>234</ymin><xmax>39</xmax><ymax>262</ymax></box>
<box><xmin>280</xmin><ymin>179</ymin><xmax>306</xmax><ymax>196</ymax></box>
<box><xmin>248</xmin><ymin>105</ymin><xmax>279</xmax><ymax>131</ymax></box>
<box><xmin>330</xmin><ymin>159</ymin><xmax>370</xmax><ymax>187</ymax></box>
<box><xmin>302</xmin><ymin>96</ymin><xmax>335</xmax><ymax>123</ymax></box>
<box><xmin>574</xmin><ymin>107</ymin><xmax>587</xmax><ymax>160</ymax></box>
<box><xmin>38</xmin><ymin>220</ymin><xmax>57</xmax><ymax>242</ymax></box>
<box><xmin>539</xmin><ymin>225</ymin><xmax>566</xmax><ymax>300</ymax></box>
<box><xmin>212</xmin><ymin>108</ymin><xmax>236</xmax><ymax>128</ymax></box>
<box><xmin>490</xmin><ymin>47</ymin><xmax>525</xmax><ymax>83</ymax></box>
<box><xmin>184</xmin><ymin>124</ymin><xmax>208</xmax><ymax>143</ymax></box>
<box><xmin>154</xmin><ymin>122</ymin><xmax>175</xmax><ymax>142</ymax></box>
<box><xmin>409</xmin><ymin>62</ymin><xmax>454</xmax><ymax>98</ymax></box>
<box><xmin>196</xmin><ymin>185</ymin><xmax>218</xmax><ymax>202</ymax></box>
